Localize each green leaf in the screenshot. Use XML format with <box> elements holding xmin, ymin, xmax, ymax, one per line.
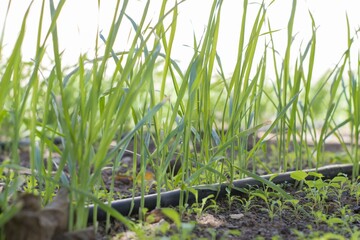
<box><xmin>290</xmin><ymin>171</ymin><xmax>308</xmax><ymax>181</ymax></box>
<box><xmin>308</xmin><ymin>172</ymin><xmax>324</xmax><ymax>179</ymax></box>
<box><xmin>161</xmin><ymin>208</ymin><xmax>181</xmax><ymax>228</ymax></box>
<box><xmin>327</xmin><ymin>217</ymin><xmax>344</xmax><ymax>225</ymax></box>
<box><xmin>251</xmin><ymin>191</ymin><xmax>268</xmax><ymax>203</ymax></box>
<box><xmin>331</xmin><ymin>176</ymin><xmax>348</xmax><ymax>184</ymax></box>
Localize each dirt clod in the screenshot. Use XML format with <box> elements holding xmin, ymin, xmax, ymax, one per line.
<box><xmin>5</xmin><ymin>188</ymin><xmax>95</xmax><ymax>240</ymax></box>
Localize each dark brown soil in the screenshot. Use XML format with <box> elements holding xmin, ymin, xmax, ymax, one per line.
<box><xmin>95</xmin><ymin>182</ymin><xmax>360</xmax><ymax>239</ymax></box>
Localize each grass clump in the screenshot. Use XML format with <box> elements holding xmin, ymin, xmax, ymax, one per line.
<box><xmin>0</xmin><ymin>0</ymin><xmax>359</xmax><ymax>238</ymax></box>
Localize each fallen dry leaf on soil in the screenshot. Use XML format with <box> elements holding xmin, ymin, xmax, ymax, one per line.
<box><xmin>145</xmin><ymin>208</ymin><xmax>166</xmax><ymax>224</ymax></box>
<box><xmin>197</xmin><ymin>213</ymin><xmax>223</xmax><ymax>228</ymax></box>
<box><xmin>5</xmin><ymin>188</ymin><xmax>94</xmax><ymax>240</ymax></box>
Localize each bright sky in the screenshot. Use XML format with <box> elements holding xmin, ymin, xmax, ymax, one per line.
<box><xmin>1</xmin><ymin>0</ymin><xmax>360</xmax><ymax>80</ymax></box>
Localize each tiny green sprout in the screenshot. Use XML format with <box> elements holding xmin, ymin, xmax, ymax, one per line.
<box><xmin>306</xmin><ymin>178</ymin><xmax>327</xmax><ymax>190</ymax></box>
<box><xmin>313</xmin><ymin>211</ymin><xmax>327</xmax><ymax>227</ymax></box>
<box><xmin>284</xmin><ymin>199</ymin><xmax>302</xmax><ymax>216</ymax></box>
<box><xmin>329</xmin><ymin>175</ymin><xmax>351</xmax><ymax>204</ymax></box>
<box><xmin>320</xmin><ymin>233</ymin><xmax>346</xmax><ymax>240</ymax></box>
<box><xmin>237</xmin><ymin>196</ymin><xmax>255</xmax><ymax>213</ymax></box>
<box><xmin>339</xmin><ymin>205</ymin><xmax>352</xmax><ymax>219</ymax></box>
<box><xmin>251</xmin><ymin>190</ymin><xmax>269</xmax><ymax>204</ymax></box>
<box><xmin>23</xmin><ymin>176</ymin><xmax>39</xmax><ymax>195</ymax></box>
<box><xmin>192</xmin><ymin>194</ymin><xmax>214</xmax><ymax>216</ymax></box>
<box><xmin>204</xmin><ymin>199</ymin><xmax>219</xmax><ymax>213</ymax></box>
<box><xmin>272</xmin><ymin>199</ymin><xmax>285</xmax><ymax>217</ymax></box>
<box><xmin>96</xmin><ymin>189</ymin><xmax>110</xmax><ymax>201</ymax></box>
<box><xmin>326</xmin><ymin>217</ymin><xmax>345</xmax><ymax>227</ymax></box>
<box><xmin>225</xmin><ymin>229</ymin><xmax>241</xmax><ymax>238</ymax></box>
<box><xmin>330</xmin><ymin>175</ymin><xmax>349</xmax><ymax>189</ymax></box>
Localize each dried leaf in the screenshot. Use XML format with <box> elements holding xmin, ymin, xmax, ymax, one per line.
<box><xmin>145</xmin><ymin>208</ymin><xmax>165</xmax><ymax>224</ymax></box>
<box><xmin>197</xmin><ymin>213</ymin><xmax>223</xmax><ymax>227</ymax></box>
<box><xmin>114</xmin><ymin>174</ymin><xmax>133</xmax><ymax>185</ymax></box>
<box><xmin>41</xmin><ymin>188</ymin><xmax>69</xmax><ymax>236</ymax></box>
<box><xmin>4</xmin><ymin>188</ymin><xmax>85</xmax><ymax>240</ymax></box>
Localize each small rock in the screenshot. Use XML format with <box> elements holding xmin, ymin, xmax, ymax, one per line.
<box><xmin>230</xmin><ymin>213</ymin><xmax>244</xmax><ymax>220</ymax></box>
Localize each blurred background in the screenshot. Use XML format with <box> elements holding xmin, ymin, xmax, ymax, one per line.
<box><xmin>1</xmin><ymin>0</ymin><xmax>359</xmax><ymax>80</ymax></box>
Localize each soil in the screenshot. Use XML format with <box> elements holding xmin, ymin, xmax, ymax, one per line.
<box><xmin>1</xmin><ymin>136</ymin><xmax>359</xmax><ymax>239</ymax></box>
<box><xmin>95</xmin><ymin>182</ymin><xmax>360</xmax><ymax>239</ymax></box>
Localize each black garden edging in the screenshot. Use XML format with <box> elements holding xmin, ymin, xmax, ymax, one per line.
<box><xmin>88</xmin><ymin>163</ymin><xmax>356</xmax><ymax>222</ymax></box>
